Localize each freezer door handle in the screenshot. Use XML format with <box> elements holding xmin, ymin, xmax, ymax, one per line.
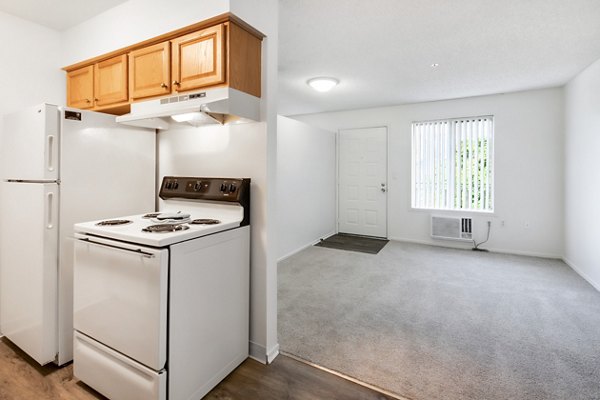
<box><xmin>46</xmin><ymin>192</ymin><xmax>54</xmax><ymax>229</ymax></box>
<box><xmin>46</xmin><ymin>135</ymin><xmax>55</xmax><ymax>172</ymax></box>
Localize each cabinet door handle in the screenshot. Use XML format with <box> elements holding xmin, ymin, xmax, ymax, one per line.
<box><xmin>94</xmin><ymin>98</ymin><xmax>99</xmax><ymax>102</ymax></box>
<box><xmin>85</xmin><ymin>99</ymin><xmax>91</xmax><ymax>103</ymax></box>
<box><xmin>160</xmin><ymin>83</ymin><xmax>168</xmax><ymax>89</ymax></box>
<box><xmin>172</xmin><ymin>80</ymin><xmax>180</xmax><ymax>86</ymax></box>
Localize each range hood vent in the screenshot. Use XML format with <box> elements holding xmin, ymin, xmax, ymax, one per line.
<box><xmin>116</xmin><ymin>87</ymin><xmax>260</xmax><ymax>130</ymax></box>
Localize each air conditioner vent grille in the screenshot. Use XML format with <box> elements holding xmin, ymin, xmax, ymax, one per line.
<box><xmin>431</xmin><ymin>216</ymin><xmax>473</xmax><ymax>241</ymax></box>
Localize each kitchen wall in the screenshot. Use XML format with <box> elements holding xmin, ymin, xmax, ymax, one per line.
<box><xmin>60</xmin><ymin>0</ymin><xmax>280</xmax><ymax>363</ymax></box>
<box><xmin>294</xmin><ymin>88</ymin><xmax>565</xmax><ymax>258</ymax></box>
<box><xmin>277</xmin><ymin>116</ymin><xmax>336</xmax><ymax>260</ymax></box>
<box><xmin>61</xmin><ymin>0</ymin><xmax>230</xmax><ymax>66</ymax></box>
<box><xmin>0</xmin><ymin>11</ymin><xmax>64</xmax><ymax>334</ymax></box>
<box><xmin>564</xmin><ymin>57</ymin><xmax>600</xmax><ymax>290</ymax></box>
<box><xmin>228</xmin><ymin>0</ymin><xmax>279</xmax><ymax>362</ymax></box>
<box><xmin>0</xmin><ymin>11</ymin><xmax>63</xmax><ymax>123</ymax></box>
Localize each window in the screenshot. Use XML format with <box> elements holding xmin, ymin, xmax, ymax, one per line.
<box><xmin>411</xmin><ymin>116</ymin><xmax>494</xmax><ymax>212</ymax></box>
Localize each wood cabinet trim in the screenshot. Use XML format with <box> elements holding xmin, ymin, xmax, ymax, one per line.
<box><xmin>66</xmin><ymin>65</ymin><xmax>94</xmax><ymax>109</ymax></box>
<box><xmin>171</xmin><ymin>24</ymin><xmax>225</xmax><ymax>93</ymax></box>
<box><xmin>62</xmin><ymin>13</ymin><xmax>264</xmax><ymax>72</ymax></box>
<box><xmin>129</xmin><ymin>41</ymin><xmax>171</xmax><ymax>101</ymax></box>
<box><xmin>93</xmin><ymin>54</ymin><xmax>128</xmax><ymax>106</ymax></box>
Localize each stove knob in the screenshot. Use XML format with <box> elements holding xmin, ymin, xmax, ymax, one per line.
<box><xmin>166</xmin><ymin>182</ymin><xmax>172</xmax><ymax>189</ymax></box>
<box><xmin>173</xmin><ymin>182</ymin><xmax>179</xmax><ymax>190</ymax></box>
<box><xmin>220</xmin><ymin>183</ymin><xmax>227</xmax><ymax>192</ymax></box>
<box><xmin>229</xmin><ymin>184</ymin><xmax>237</xmax><ymax>193</ymax></box>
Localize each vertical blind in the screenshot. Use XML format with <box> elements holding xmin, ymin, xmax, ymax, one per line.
<box><xmin>411</xmin><ymin>116</ymin><xmax>494</xmax><ymax>211</ymax></box>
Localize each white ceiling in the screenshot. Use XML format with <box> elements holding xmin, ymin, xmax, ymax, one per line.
<box><xmin>278</xmin><ymin>0</ymin><xmax>600</xmax><ymax>116</ymax></box>
<box><xmin>0</xmin><ymin>0</ymin><xmax>128</xmax><ymax>30</ymax></box>
<box><xmin>2</xmin><ymin>0</ymin><xmax>600</xmax><ymax>116</ymax></box>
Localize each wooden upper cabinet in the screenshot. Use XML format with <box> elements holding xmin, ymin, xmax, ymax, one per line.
<box><xmin>94</xmin><ymin>55</ymin><xmax>128</xmax><ymax>107</ymax></box>
<box><xmin>63</xmin><ymin>15</ymin><xmax>264</xmax><ymax>114</ymax></box>
<box><xmin>171</xmin><ymin>24</ymin><xmax>225</xmax><ymax>93</ymax></box>
<box><xmin>67</xmin><ymin>66</ymin><xmax>94</xmax><ymax>109</ymax></box>
<box><xmin>129</xmin><ymin>42</ymin><xmax>171</xmax><ymax>101</ymax></box>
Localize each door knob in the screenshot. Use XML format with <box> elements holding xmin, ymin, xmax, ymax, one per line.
<box><xmin>381</xmin><ymin>187</ymin><xmax>386</xmax><ymax>193</ymax></box>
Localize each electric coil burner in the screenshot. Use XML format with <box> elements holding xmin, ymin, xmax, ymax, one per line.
<box><xmin>95</xmin><ymin>219</ymin><xmax>132</xmax><ymax>226</ymax></box>
<box><xmin>142</xmin><ymin>212</ymin><xmax>161</xmax><ymax>219</ymax></box>
<box><xmin>190</xmin><ymin>219</ymin><xmax>221</xmax><ymax>225</ymax></box>
<box><xmin>142</xmin><ymin>224</ymin><xmax>190</xmax><ymax>233</ymax></box>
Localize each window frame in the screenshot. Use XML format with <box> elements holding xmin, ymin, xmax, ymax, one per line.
<box><xmin>410</xmin><ymin>115</ymin><xmax>495</xmax><ymax>213</ymax></box>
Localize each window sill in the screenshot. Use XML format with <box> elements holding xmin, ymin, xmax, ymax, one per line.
<box><xmin>410</xmin><ymin>207</ymin><xmax>495</xmax><ymax>216</ymax></box>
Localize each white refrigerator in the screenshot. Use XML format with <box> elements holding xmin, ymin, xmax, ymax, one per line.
<box><xmin>0</xmin><ymin>104</ymin><xmax>156</xmax><ymax>366</ymax></box>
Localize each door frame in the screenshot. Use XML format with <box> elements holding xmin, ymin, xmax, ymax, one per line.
<box><xmin>336</xmin><ymin>125</ymin><xmax>390</xmax><ymax>238</ymax></box>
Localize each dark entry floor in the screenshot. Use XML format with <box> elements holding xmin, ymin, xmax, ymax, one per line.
<box><xmin>315</xmin><ymin>233</ymin><xmax>389</xmax><ymax>254</ymax></box>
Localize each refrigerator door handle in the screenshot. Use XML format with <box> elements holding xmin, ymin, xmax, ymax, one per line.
<box><xmin>46</xmin><ymin>192</ymin><xmax>54</xmax><ymax>229</ymax></box>
<box><xmin>46</xmin><ymin>135</ymin><xmax>55</xmax><ymax>172</ymax></box>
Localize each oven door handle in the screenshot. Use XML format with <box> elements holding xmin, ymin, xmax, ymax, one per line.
<box><xmin>76</xmin><ymin>237</ymin><xmax>156</xmax><ymax>259</ymax></box>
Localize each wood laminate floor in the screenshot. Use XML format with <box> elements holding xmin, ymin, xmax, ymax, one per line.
<box><xmin>0</xmin><ymin>338</ymin><xmax>393</xmax><ymax>400</ymax></box>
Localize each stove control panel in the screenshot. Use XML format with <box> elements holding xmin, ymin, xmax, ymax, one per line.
<box><xmin>159</xmin><ymin>176</ymin><xmax>250</xmax><ymax>204</ymax></box>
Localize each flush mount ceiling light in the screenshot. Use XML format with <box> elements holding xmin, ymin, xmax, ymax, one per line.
<box><xmin>307</xmin><ymin>77</ymin><xmax>339</xmax><ymax>92</ymax></box>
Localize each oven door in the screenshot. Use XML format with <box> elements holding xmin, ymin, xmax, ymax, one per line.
<box><xmin>73</xmin><ymin>234</ymin><xmax>168</xmax><ymax>371</ymax></box>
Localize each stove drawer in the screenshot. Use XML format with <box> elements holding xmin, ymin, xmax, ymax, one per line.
<box><xmin>73</xmin><ymin>235</ymin><xmax>168</xmax><ymax>370</ymax></box>
<box><xmin>74</xmin><ymin>331</ymin><xmax>166</xmax><ymax>400</ymax></box>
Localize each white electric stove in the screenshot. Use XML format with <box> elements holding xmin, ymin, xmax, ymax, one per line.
<box><xmin>72</xmin><ymin>176</ymin><xmax>250</xmax><ymax>400</ymax></box>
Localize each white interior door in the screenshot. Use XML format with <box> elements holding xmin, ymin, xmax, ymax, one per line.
<box><xmin>338</xmin><ymin>127</ymin><xmax>387</xmax><ymax>237</ymax></box>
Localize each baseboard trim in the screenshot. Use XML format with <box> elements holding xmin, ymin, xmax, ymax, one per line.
<box><xmin>281</xmin><ymin>351</ymin><xmax>410</xmax><ymax>400</ymax></box>
<box><xmin>249</xmin><ymin>341</ymin><xmax>266</xmax><ymax>364</ymax></box>
<box><xmin>563</xmin><ymin>257</ymin><xmax>600</xmax><ymax>292</ymax></box>
<box><xmin>277</xmin><ymin>230</ymin><xmax>336</xmax><ymax>262</ymax></box>
<box><xmin>249</xmin><ymin>341</ymin><xmax>280</xmax><ymax>365</ymax></box>
<box><xmin>267</xmin><ymin>343</ymin><xmax>280</xmax><ymax>364</ymax></box>
<box><xmin>389</xmin><ymin>236</ymin><xmax>562</xmax><ymax>259</ymax></box>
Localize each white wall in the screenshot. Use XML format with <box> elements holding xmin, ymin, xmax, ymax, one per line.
<box><xmin>295</xmin><ymin>88</ymin><xmax>565</xmax><ymax>258</ymax></box>
<box><xmin>0</xmin><ymin>11</ymin><xmax>63</xmax><ymax>115</ymax></box>
<box><xmin>0</xmin><ymin>11</ymin><xmax>64</xmax><ymax>334</ymax></box>
<box><xmin>564</xmin><ymin>58</ymin><xmax>600</xmax><ymax>290</ymax></box>
<box><xmin>229</xmin><ymin>0</ymin><xmax>279</xmax><ymax>363</ymax></box>
<box><xmin>277</xmin><ymin>116</ymin><xmax>336</xmax><ymax>260</ymax></box>
<box><xmin>61</xmin><ymin>0</ymin><xmax>230</xmax><ymax>66</ymax></box>
<box><xmin>60</xmin><ymin>0</ymin><xmax>280</xmax><ymax>363</ymax></box>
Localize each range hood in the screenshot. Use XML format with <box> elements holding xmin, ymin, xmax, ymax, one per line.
<box><xmin>116</xmin><ymin>87</ymin><xmax>260</xmax><ymax>130</ymax></box>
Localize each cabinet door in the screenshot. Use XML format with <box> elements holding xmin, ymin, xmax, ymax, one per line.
<box><xmin>94</xmin><ymin>55</ymin><xmax>128</xmax><ymax>107</ymax></box>
<box><xmin>129</xmin><ymin>42</ymin><xmax>171</xmax><ymax>101</ymax></box>
<box><xmin>67</xmin><ymin>66</ymin><xmax>94</xmax><ymax>109</ymax></box>
<box><xmin>171</xmin><ymin>24</ymin><xmax>225</xmax><ymax>92</ymax></box>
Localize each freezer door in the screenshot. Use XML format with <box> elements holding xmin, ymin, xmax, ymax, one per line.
<box><xmin>1</xmin><ymin>104</ymin><xmax>59</xmax><ymax>181</ymax></box>
<box><xmin>0</xmin><ymin>182</ymin><xmax>59</xmax><ymax>365</ymax></box>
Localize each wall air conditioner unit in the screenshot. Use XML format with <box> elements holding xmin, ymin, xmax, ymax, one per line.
<box><xmin>431</xmin><ymin>215</ymin><xmax>472</xmax><ymax>241</ymax></box>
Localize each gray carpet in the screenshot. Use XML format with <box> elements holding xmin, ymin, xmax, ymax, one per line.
<box><xmin>315</xmin><ymin>233</ymin><xmax>389</xmax><ymax>254</ymax></box>
<box><xmin>278</xmin><ymin>241</ymin><xmax>600</xmax><ymax>400</ymax></box>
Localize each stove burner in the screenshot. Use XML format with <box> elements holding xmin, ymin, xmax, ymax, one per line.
<box><xmin>190</xmin><ymin>219</ymin><xmax>221</xmax><ymax>225</ymax></box>
<box><xmin>142</xmin><ymin>213</ymin><xmax>161</xmax><ymax>219</ymax></box>
<box><xmin>96</xmin><ymin>219</ymin><xmax>133</xmax><ymax>226</ymax></box>
<box><xmin>142</xmin><ymin>224</ymin><xmax>190</xmax><ymax>233</ymax></box>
